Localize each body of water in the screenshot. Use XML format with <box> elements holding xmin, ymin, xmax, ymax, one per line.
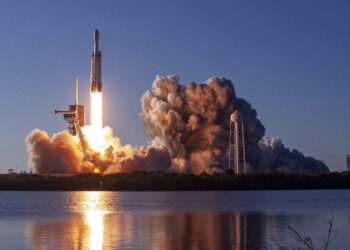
<box><xmin>0</xmin><ymin>190</ymin><xmax>349</xmax><ymax>249</ymax></box>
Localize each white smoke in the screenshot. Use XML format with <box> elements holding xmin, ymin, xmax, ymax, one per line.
<box><xmin>26</xmin><ymin>75</ymin><xmax>329</xmax><ymax>174</ymax></box>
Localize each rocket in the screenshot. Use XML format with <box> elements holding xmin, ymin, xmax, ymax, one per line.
<box><xmin>90</xmin><ymin>29</ymin><xmax>102</xmax><ymax>93</ymax></box>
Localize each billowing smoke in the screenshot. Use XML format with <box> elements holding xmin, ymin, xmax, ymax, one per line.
<box><xmin>258</xmin><ymin>137</ymin><xmax>328</xmax><ymax>173</ymax></box>
<box><xmin>140</xmin><ymin>75</ymin><xmax>328</xmax><ymax>174</ymax></box>
<box><xmin>26</xmin><ymin>75</ymin><xmax>329</xmax><ymax>174</ymax></box>
<box><xmin>26</xmin><ymin>129</ymin><xmax>87</xmax><ymax>174</ymax></box>
<box><xmin>26</xmin><ymin>127</ymin><xmax>171</xmax><ymax>174</ymax></box>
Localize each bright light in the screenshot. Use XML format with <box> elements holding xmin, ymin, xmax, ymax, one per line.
<box><xmin>86</xmin><ymin>210</ymin><xmax>105</xmax><ymax>250</ymax></box>
<box><xmin>91</xmin><ymin>92</ymin><xmax>102</xmax><ymax>129</ymax></box>
<box><xmin>84</xmin><ymin>192</ymin><xmax>107</xmax><ymax>250</ymax></box>
<box><xmin>82</xmin><ymin>92</ymin><xmax>105</xmax><ymax>154</ymax></box>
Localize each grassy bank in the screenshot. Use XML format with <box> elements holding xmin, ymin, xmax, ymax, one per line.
<box><xmin>1</xmin><ymin>171</ymin><xmax>350</xmax><ymax>191</ymax></box>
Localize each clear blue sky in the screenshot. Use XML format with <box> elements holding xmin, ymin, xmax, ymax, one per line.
<box><xmin>0</xmin><ymin>0</ymin><xmax>349</xmax><ymax>172</ymax></box>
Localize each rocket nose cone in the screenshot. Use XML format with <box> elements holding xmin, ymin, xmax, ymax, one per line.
<box><xmin>94</xmin><ymin>29</ymin><xmax>99</xmax><ymax>41</ymax></box>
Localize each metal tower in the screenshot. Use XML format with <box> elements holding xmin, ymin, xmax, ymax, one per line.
<box><xmin>347</xmin><ymin>155</ymin><xmax>350</xmax><ymax>172</ymax></box>
<box><xmin>55</xmin><ymin>78</ymin><xmax>86</xmax><ymax>153</ymax></box>
<box><xmin>228</xmin><ymin>111</ymin><xmax>247</xmax><ymax>174</ymax></box>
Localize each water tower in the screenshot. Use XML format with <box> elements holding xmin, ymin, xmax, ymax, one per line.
<box><xmin>228</xmin><ymin>111</ymin><xmax>247</xmax><ymax>174</ymax></box>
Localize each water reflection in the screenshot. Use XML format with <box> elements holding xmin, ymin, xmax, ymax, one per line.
<box><xmin>22</xmin><ymin>191</ymin><xmax>340</xmax><ymax>249</ymax></box>
<box><xmin>26</xmin><ymin>192</ymin><xmax>109</xmax><ymax>250</ymax></box>
<box><xmin>26</xmin><ymin>192</ymin><xmax>265</xmax><ymax>250</ymax></box>
<box><xmin>132</xmin><ymin>211</ymin><xmax>264</xmax><ymax>250</ymax></box>
<box><xmin>1</xmin><ymin>190</ymin><xmax>346</xmax><ymax>249</ymax></box>
<box><xmin>84</xmin><ymin>192</ymin><xmax>107</xmax><ymax>250</ymax></box>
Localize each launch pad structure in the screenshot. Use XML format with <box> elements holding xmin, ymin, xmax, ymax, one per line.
<box><xmin>228</xmin><ymin>111</ymin><xmax>247</xmax><ymax>174</ymax></box>
<box><xmin>54</xmin><ymin>78</ymin><xmax>86</xmax><ymax>153</ymax></box>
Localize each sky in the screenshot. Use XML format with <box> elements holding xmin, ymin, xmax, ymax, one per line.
<box><xmin>0</xmin><ymin>0</ymin><xmax>349</xmax><ymax>173</ymax></box>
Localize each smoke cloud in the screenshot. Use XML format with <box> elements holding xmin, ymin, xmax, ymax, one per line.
<box><xmin>258</xmin><ymin>137</ymin><xmax>328</xmax><ymax>173</ymax></box>
<box><xmin>26</xmin><ymin>129</ymin><xmax>87</xmax><ymax>174</ymax></box>
<box><xmin>26</xmin><ymin>75</ymin><xmax>329</xmax><ymax>174</ymax></box>
<box><xmin>140</xmin><ymin>75</ymin><xmax>328</xmax><ymax>174</ymax></box>
<box><xmin>26</xmin><ymin>127</ymin><xmax>171</xmax><ymax>174</ymax></box>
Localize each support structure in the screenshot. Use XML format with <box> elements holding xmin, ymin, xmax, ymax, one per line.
<box><xmin>347</xmin><ymin>154</ymin><xmax>350</xmax><ymax>172</ymax></box>
<box><xmin>228</xmin><ymin>111</ymin><xmax>247</xmax><ymax>174</ymax></box>
<box><xmin>55</xmin><ymin>78</ymin><xmax>86</xmax><ymax>153</ymax></box>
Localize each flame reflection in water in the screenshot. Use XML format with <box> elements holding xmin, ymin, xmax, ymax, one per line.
<box><xmin>83</xmin><ymin>192</ymin><xmax>107</xmax><ymax>250</ymax></box>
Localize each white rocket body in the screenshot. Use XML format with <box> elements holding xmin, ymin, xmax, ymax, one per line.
<box><xmin>90</xmin><ymin>29</ymin><xmax>102</xmax><ymax>92</ymax></box>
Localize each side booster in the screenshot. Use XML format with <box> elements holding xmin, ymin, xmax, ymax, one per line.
<box><xmin>91</xmin><ymin>29</ymin><xmax>102</xmax><ymax>93</ymax></box>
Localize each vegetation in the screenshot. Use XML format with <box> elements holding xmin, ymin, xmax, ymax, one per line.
<box><xmin>272</xmin><ymin>215</ymin><xmax>335</xmax><ymax>250</ymax></box>
<box><xmin>1</xmin><ymin>171</ymin><xmax>350</xmax><ymax>191</ymax></box>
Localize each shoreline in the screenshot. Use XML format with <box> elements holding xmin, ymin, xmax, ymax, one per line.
<box><xmin>1</xmin><ymin>172</ymin><xmax>350</xmax><ymax>191</ymax></box>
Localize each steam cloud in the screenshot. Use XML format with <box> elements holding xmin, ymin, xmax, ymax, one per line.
<box><xmin>26</xmin><ymin>75</ymin><xmax>329</xmax><ymax>174</ymax></box>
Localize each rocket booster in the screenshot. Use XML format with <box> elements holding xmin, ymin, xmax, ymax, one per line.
<box><xmin>90</xmin><ymin>29</ymin><xmax>102</xmax><ymax>93</ymax></box>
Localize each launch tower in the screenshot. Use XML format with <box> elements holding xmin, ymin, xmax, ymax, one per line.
<box><xmin>54</xmin><ymin>78</ymin><xmax>86</xmax><ymax>152</ymax></box>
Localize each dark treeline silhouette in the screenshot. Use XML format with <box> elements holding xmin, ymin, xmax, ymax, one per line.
<box><xmin>1</xmin><ymin>171</ymin><xmax>350</xmax><ymax>191</ymax></box>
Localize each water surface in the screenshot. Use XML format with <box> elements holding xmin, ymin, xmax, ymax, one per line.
<box><xmin>0</xmin><ymin>190</ymin><xmax>349</xmax><ymax>249</ymax></box>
